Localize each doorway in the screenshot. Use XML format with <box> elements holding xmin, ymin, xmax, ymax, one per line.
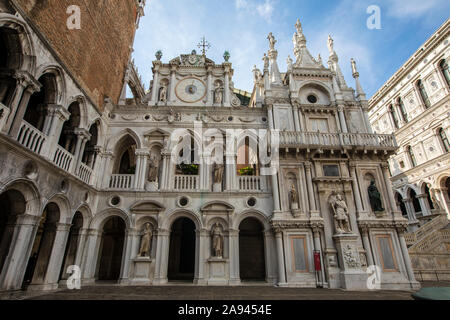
<box><xmin>168</xmin><ymin>217</ymin><xmax>196</xmax><ymax>281</ymax></box>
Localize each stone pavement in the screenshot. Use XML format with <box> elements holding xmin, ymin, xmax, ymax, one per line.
<box><xmin>15</xmin><ymin>285</ymin><xmax>417</xmax><ymax>300</ymax></box>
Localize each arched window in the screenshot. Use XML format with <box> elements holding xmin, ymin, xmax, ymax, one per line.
<box><xmin>440</xmin><ymin>59</ymin><xmax>450</xmax><ymax>87</ymax></box>
<box><xmin>416</xmin><ymin>80</ymin><xmax>431</xmax><ymax>109</ymax></box>
<box><xmin>397</xmin><ymin>97</ymin><xmax>408</xmax><ymax>123</ymax></box>
<box><xmin>389</xmin><ymin>104</ymin><xmax>399</xmax><ymax>129</ymax></box>
<box><xmin>409</xmin><ymin>190</ymin><xmax>422</xmax><ymax>213</ymax></box>
<box><xmin>439</xmin><ymin>128</ymin><xmax>449</xmax><ymax>153</ymax></box>
<box><xmin>407</xmin><ymin>146</ymin><xmax>417</xmax><ymax>167</ymax></box>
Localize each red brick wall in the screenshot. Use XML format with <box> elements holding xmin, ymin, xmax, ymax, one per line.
<box><xmin>13</xmin><ymin>0</ymin><xmax>138</xmax><ymax>112</ymax></box>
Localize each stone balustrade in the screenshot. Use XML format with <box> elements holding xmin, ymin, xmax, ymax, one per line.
<box><xmin>16</xmin><ymin>120</ymin><xmax>47</xmax><ymax>154</ymax></box>
<box><xmin>53</xmin><ymin>145</ymin><xmax>74</xmax><ymax>172</ymax></box>
<box><xmin>279</xmin><ymin>131</ymin><xmax>397</xmax><ymax>149</ymax></box>
<box><xmin>78</xmin><ymin>162</ymin><xmax>93</xmax><ymax>185</ymax></box>
<box><xmin>109</xmin><ymin>174</ymin><xmax>135</xmax><ymax>189</ymax></box>
<box><xmin>238</xmin><ymin>176</ymin><xmax>262</xmax><ymax>191</ymax></box>
<box><xmin>174</xmin><ymin>175</ymin><xmax>199</xmax><ymax>191</ymax></box>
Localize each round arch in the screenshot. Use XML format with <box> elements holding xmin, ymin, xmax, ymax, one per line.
<box><xmin>89</xmin><ymin>208</ymin><xmax>132</xmax><ymax>231</ymax></box>
<box><xmin>298</xmin><ymin>81</ymin><xmax>334</xmax><ymax>103</ymax></box>
<box><xmin>43</xmin><ymin>193</ymin><xmax>72</xmax><ymax>224</ymax></box>
<box><xmin>0</xmin><ymin>179</ymin><xmax>41</xmax><ymax>216</ymax></box>
<box><xmin>34</xmin><ymin>64</ymin><xmax>66</xmax><ymax>105</ymax></box>
<box><xmin>162</xmin><ymin>209</ymin><xmax>203</xmax><ymax>231</ymax></box>
<box><xmin>232</xmin><ymin>209</ymin><xmax>271</xmax><ymax>231</ymax></box>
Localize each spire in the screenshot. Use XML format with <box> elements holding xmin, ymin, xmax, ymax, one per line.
<box><xmin>267</xmin><ymin>32</ymin><xmax>282</xmax><ymax>86</ymax></box>
<box><xmin>351</xmin><ymin>58</ymin><xmax>366</xmax><ymax>100</ymax></box>
<box><xmin>292</xmin><ymin>18</ymin><xmax>322</xmax><ymax>69</ymax></box>
<box><xmin>327</xmin><ymin>35</ymin><xmax>348</xmax><ymax>89</ymax></box>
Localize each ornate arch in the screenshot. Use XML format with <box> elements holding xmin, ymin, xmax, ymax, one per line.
<box><xmin>233</xmin><ymin>209</ymin><xmax>271</xmax><ymax>231</ymax></box>
<box><xmin>106</xmin><ymin>128</ymin><xmax>143</xmax><ymax>151</ymax></box>
<box><xmin>161</xmin><ymin>209</ymin><xmax>202</xmax><ymax>231</ymax></box>
<box><xmin>0</xmin><ymin>178</ymin><xmax>41</xmax><ymax>216</ymax></box>
<box><xmin>89</xmin><ymin>208</ymin><xmax>132</xmax><ymax>230</ymax></box>
<box><xmin>44</xmin><ymin>193</ymin><xmax>71</xmax><ymax>224</ymax></box>
<box><xmin>34</xmin><ymin>64</ymin><xmax>67</xmax><ymax>105</ymax></box>
<box><xmin>72</xmin><ymin>204</ymin><xmax>93</xmax><ymax>229</ymax></box>
<box><xmin>298</xmin><ymin>80</ymin><xmax>334</xmax><ymax>103</ymax></box>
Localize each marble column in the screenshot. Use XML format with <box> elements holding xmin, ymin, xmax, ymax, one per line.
<box><xmin>0</xmin><ymin>214</ymin><xmax>41</xmax><ymax>291</ymax></box>
<box><xmin>349</xmin><ymin>163</ymin><xmax>364</xmax><ymax>217</ymax></box>
<box><xmin>3</xmin><ymin>74</ymin><xmax>27</xmax><ymax>133</ymax></box>
<box><xmin>74</xmin><ymin>228</ymin><xmax>89</xmax><ymax>268</ymax></box>
<box><xmin>274</xmin><ymin>230</ymin><xmax>286</xmax><ymax>285</ymax></box>
<box><xmin>224</xmin><ymin>65</ymin><xmax>231</xmax><ymax>107</ymax></box>
<box><xmin>267</xmin><ymin>105</ymin><xmax>274</xmax><ymax>130</ymax></box>
<box><xmin>119</xmin><ymin>230</ymin><xmax>136</xmax><ymax>284</ymax></box>
<box><xmin>337</xmin><ymin>106</ymin><xmax>348</xmax><ymax>133</ymax></box>
<box><xmin>135</xmin><ymin>149</ymin><xmax>150</xmax><ymax>189</ymax></box>
<box><xmin>43</xmin><ymin>223</ymin><xmax>72</xmax><ymax>287</ymax></box>
<box><xmin>153</xmin><ymin>228</ymin><xmax>170</xmax><ymax>284</ymax></box>
<box><xmin>225</xmin><ymin>152</ymin><xmax>237</xmax><ymax>191</ymax></box>
<box><xmin>397</xmin><ymin>227</ymin><xmax>416</xmax><ymax>282</ymax></box>
<box><xmin>80</xmin><ymin>229</ymin><xmax>102</xmax><ymax>283</ymax></box>
<box><xmin>359</xmin><ymin>225</ymin><xmax>374</xmax><ymax>266</ymax></box>
<box><xmin>292</xmin><ymin>105</ymin><xmax>300</xmax><ymax>132</ymax></box>
<box><xmin>169</xmin><ymin>65</ymin><xmax>177</xmax><ymax>102</ymax></box>
<box><xmin>150</xmin><ymin>62</ymin><xmax>161</xmax><ymax>105</ymax></box>
<box><xmin>305</xmin><ymin>162</ymin><xmax>318</xmax><ymax>216</ymax></box>
<box><xmin>417</xmin><ymin>194</ymin><xmax>432</xmax><ymax>216</ymax></box>
<box><xmin>9</xmin><ymin>84</ymin><xmax>39</xmax><ymax>138</ymax></box>
<box><xmin>271</xmin><ymin>172</ymin><xmax>281</xmax><ymax>212</ymax></box>
<box><xmin>43</xmin><ymin>105</ymin><xmax>71</xmax><ymax>159</ymax></box>
<box><xmin>228</xmin><ymin>229</ymin><xmax>240</xmax><ymax>285</ymax></box>
<box><xmin>194</xmin><ymin>229</ymin><xmax>208</xmax><ymax>285</ymax></box>
<box><xmin>100</xmin><ymin>151</ymin><xmax>114</xmax><ymax>189</ymax></box>
<box><xmin>403</xmin><ymin>198</ymin><xmax>417</xmax><ymax>223</ymax></box>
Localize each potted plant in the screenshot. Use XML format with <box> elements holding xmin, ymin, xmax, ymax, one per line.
<box><xmin>238</xmin><ymin>166</ymin><xmax>254</xmax><ymax>176</ymax></box>
<box><xmin>177</xmin><ymin>163</ymin><xmax>199</xmax><ymax>175</ymax></box>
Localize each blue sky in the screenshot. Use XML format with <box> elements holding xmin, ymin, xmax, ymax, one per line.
<box><xmin>132</xmin><ymin>0</ymin><xmax>450</xmax><ymax>98</ymax></box>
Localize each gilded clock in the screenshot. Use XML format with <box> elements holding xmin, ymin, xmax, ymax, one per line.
<box><xmin>175</xmin><ymin>77</ymin><xmax>207</xmax><ymax>103</ymax></box>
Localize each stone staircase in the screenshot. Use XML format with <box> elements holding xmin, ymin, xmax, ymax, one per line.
<box><xmin>406</xmin><ymin>214</ymin><xmax>450</xmax><ymax>281</ymax></box>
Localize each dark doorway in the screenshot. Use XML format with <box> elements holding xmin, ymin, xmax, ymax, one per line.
<box><xmin>97</xmin><ymin>216</ymin><xmax>125</xmax><ymax>282</ymax></box>
<box><xmin>168</xmin><ymin>217</ymin><xmax>196</xmax><ymax>281</ymax></box>
<box><xmin>22</xmin><ymin>203</ymin><xmax>60</xmax><ymax>288</ymax></box>
<box><xmin>59</xmin><ymin>212</ymin><xmax>83</xmax><ymax>281</ymax></box>
<box><xmin>0</xmin><ymin>190</ymin><xmax>25</xmax><ymax>275</ymax></box>
<box><xmin>239</xmin><ymin>217</ymin><xmax>266</xmax><ymax>281</ymax></box>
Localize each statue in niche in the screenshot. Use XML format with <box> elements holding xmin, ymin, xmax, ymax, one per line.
<box><xmin>214</xmin><ymin>83</ymin><xmax>223</xmax><ymax>104</ymax></box>
<box><xmin>211</xmin><ymin>223</ymin><xmax>223</xmax><ymax>258</ymax></box>
<box><xmin>267</xmin><ymin>32</ymin><xmax>276</xmax><ymax>50</ymax></box>
<box><xmin>289</xmin><ymin>184</ymin><xmax>299</xmax><ymax>209</ymax></box>
<box><xmin>429</xmin><ymin>187</ymin><xmax>442</xmax><ymax>210</ymax></box>
<box><xmin>159</xmin><ymin>84</ymin><xmax>167</xmax><ymax>102</ymax></box>
<box><xmin>368</xmin><ymin>180</ymin><xmax>384</xmax><ymax>212</ymax></box>
<box><xmin>213</xmin><ymin>162</ymin><xmax>224</xmax><ymax>184</ymax></box>
<box><xmin>147</xmin><ymin>154</ymin><xmax>160</xmax><ymax>182</ymax></box>
<box><xmin>138</xmin><ymin>223</ymin><xmax>153</xmax><ymax>257</ymax></box>
<box><xmin>329</xmin><ymin>193</ymin><xmax>351</xmax><ymax>234</ymax></box>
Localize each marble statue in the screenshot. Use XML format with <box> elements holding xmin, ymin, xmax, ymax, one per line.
<box><xmin>368</xmin><ymin>180</ymin><xmax>384</xmax><ymax>212</ymax></box>
<box><xmin>213</xmin><ymin>162</ymin><xmax>224</xmax><ymax>184</ymax></box>
<box><xmin>351</xmin><ymin>58</ymin><xmax>358</xmax><ymax>74</ymax></box>
<box><xmin>148</xmin><ymin>154</ymin><xmax>160</xmax><ymax>182</ymax></box>
<box><xmin>289</xmin><ymin>184</ymin><xmax>299</xmax><ymax>207</ymax></box>
<box><xmin>138</xmin><ymin>223</ymin><xmax>153</xmax><ymax>257</ymax></box>
<box><xmin>287</xmin><ymin>55</ymin><xmax>293</xmax><ymax>71</ymax></box>
<box><xmin>211</xmin><ymin>223</ymin><xmax>223</xmax><ymax>258</ymax></box>
<box><xmin>214</xmin><ymin>83</ymin><xmax>223</xmax><ymax>104</ymax></box>
<box><xmin>262</xmin><ymin>53</ymin><xmax>269</xmax><ymax>70</ymax></box>
<box><xmin>267</xmin><ymin>32</ymin><xmax>277</xmax><ymax>50</ymax></box>
<box><xmin>329</xmin><ymin>193</ymin><xmax>351</xmax><ymax>234</ymax></box>
<box><xmin>327</xmin><ymin>35</ymin><xmax>334</xmax><ymax>54</ymax></box>
<box><xmin>429</xmin><ymin>187</ymin><xmax>442</xmax><ymax>210</ymax></box>
<box><xmin>159</xmin><ymin>84</ymin><xmax>167</xmax><ymax>102</ymax></box>
<box><xmin>295</xmin><ymin>19</ymin><xmax>303</xmax><ymax>34</ymax></box>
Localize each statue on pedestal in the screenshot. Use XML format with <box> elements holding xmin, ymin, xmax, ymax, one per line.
<box><xmin>368</xmin><ymin>180</ymin><xmax>384</xmax><ymax>212</ymax></box>
<box><xmin>267</xmin><ymin>32</ymin><xmax>277</xmax><ymax>50</ymax></box>
<box><xmin>262</xmin><ymin>53</ymin><xmax>269</xmax><ymax>70</ymax></box>
<box><xmin>138</xmin><ymin>223</ymin><xmax>153</xmax><ymax>257</ymax></box>
<box><xmin>329</xmin><ymin>193</ymin><xmax>351</xmax><ymax>234</ymax></box>
<box><xmin>289</xmin><ymin>184</ymin><xmax>299</xmax><ymax>209</ymax></box>
<box><xmin>211</xmin><ymin>223</ymin><xmax>223</xmax><ymax>258</ymax></box>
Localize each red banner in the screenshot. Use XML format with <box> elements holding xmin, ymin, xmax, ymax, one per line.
<box><xmin>314</xmin><ymin>252</ymin><xmax>321</xmax><ymax>271</ymax></box>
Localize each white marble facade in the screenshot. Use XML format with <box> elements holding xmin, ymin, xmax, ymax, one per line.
<box><xmin>368</xmin><ymin>19</ymin><xmax>450</xmax><ymax>230</ymax></box>
<box><xmin>0</xmin><ymin>11</ymin><xmax>419</xmax><ymax>293</ymax></box>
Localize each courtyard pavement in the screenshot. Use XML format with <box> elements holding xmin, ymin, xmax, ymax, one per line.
<box><xmin>11</xmin><ymin>284</ymin><xmax>421</xmax><ymax>300</ymax></box>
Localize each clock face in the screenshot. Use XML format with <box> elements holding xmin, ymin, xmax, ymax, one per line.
<box><xmin>175</xmin><ymin>77</ymin><xmax>206</xmax><ymax>103</ymax></box>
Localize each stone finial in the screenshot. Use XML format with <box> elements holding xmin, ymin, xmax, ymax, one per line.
<box><xmin>223</xmin><ymin>51</ymin><xmax>231</xmax><ymax>62</ymax></box>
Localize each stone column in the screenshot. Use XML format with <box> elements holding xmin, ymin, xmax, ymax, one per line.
<box><xmin>292</xmin><ymin>104</ymin><xmax>300</xmax><ymax>132</ymax></box>
<box><xmin>72</xmin><ymin>128</ymin><xmax>91</xmax><ymax>174</ymax></box>
<box><xmin>361</xmin><ymin>106</ymin><xmax>373</xmax><ymax>134</ymax></box>
<box><xmin>153</xmin><ymin>228</ymin><xmax>170</xmax><ymax>284</ymax></box>
<box><xmin>267</xmin><ymin>105</ymin><xmax>274</xmax><ymax>130</ymax></box>
<box><xmin>206</xmin><ymin>66</ymin><xmax>213</xmax><ymax>105</ymax></box>
<box><xmin>2</xmin><ymin>74</ymin><xmax>26</xmax><ymax>133</ymax></box>
<box><xmin>299</xmin><ymin>108</ymin><xmax>306</xmax><ymax>132</ymax></box>
<box><xmin>395</xmin><ymin>103</ymin><xmax>406</xmax><ymax>126</ymax></box>
<box><xmin>359</xmin><ymin>225</ymin><xmax>374</xmax><ymax>266</ymax></box>
<box><xmin>312</xmin><ymin>226</ymin><xmax>326</xmax><ymax>285</ymax></box>
<box><xmin>271</xmin><ymin>172</ymin><xmax>281</xmax><ymax>212</ymax></box>
<box><xmin>135</xmin><ymin>149</ymin><xmax>150</xmax><ymax>190</ymax></box>
<box><xmin>334</xmin><ymin>110</ymin><xmax>342</xmax><ymax>133</ymax></box>
<box><xmin>223</xmin><ymin>64</ymin><xmax>231</xmax><ymax>107</ymax></box>
<box><xmin>43</xmin><ymin>223</ymin><xmax>72</xmax><ymax>287</ymax></box>
<box><xmin>417</xmin><ymin>194</ymin><xmax>432</xmax><ymax>216</ymax></box>
<box><xmin>228</xmin><ymin>229</ymin><xmax>240</xmax><ymax>285</ymax></box>
<box><xmin>169</xmin><ymin>65</ymin><xmax>177</xmax><ymax>102</ymax></box>
<box><xmin>160</xmin><ymin>152</ymin><xmax>170</xmax><ymax>190</ymax></box>
<box><xmin>305</xmin><ymin>162</ymin><xmax>318</xmax><ymax>216</ymax></box>
<box><xmin>381</xmin><ymin>163</ymin><xmax>402</xmax><ymax>218</ymax></box>
<box><xmin>100</xmin><ymin>151</ymin><xmax>114</xmax><ymax>189</ymax></box>
<box><xmin>149</xmin><ymin>62</ymin><xmax>161</xmax><ymax>105</ymax></box>
<box><xmin>119</xmin><ymin>229</ymin><xmax>136</xmax><ymax>284</ymax></box>
<box><xmin>74</xmin><ymin>228</ymin><xmax>89</xmax><ymax>268</ymax></box>
<box><xmin>43</xmin><ymin>105</ymin><xmax>71</xmax><ymax>159</ymax></box>
<box><xmin>9</xmin><ymin>83</ymin><xmax>39</xmax><ymax>138</ymax></box>
<box><xmin>396</xmin><ymin>226</ymin><xmax>416</xmax><ymax>282</ymax></box>
<box><xmin>194</xmin><ymin>229</ymin><xmax>208</xmax><ymax>285</ymax></box>
<box><xmin>403</xmin><ymin>198</ymin><xmax>417</xmax><ymax>223</ymax></box>
<box><xmin>437</xmin><ymin>188</ymin><xmax>450</xmax><ymax>217</ymax></box>
<box><xmin>349</xmin><ymin>163</ymin><xmax>364</xmax><ymax>217</ymax></box>
<box><xmin>274</xmin><ymin>229</ymin><xmax>286</xmax><ymax>285</ymax></box>
<box><xmin>337</xmin><ymin>106</ymin><xmax>348</xmax><ymax>133</ymax></box>
<box><xmin>80</xmin><ymin>229</ymin><xmax>102</xmax><ymax>283</ymax></box>
<box><xmin>225</xmin><ymin>150</ymin><xmax>237</xmax><ymax>191</ymax></box>
<box><xmin>0</xmin><ymin>214</ymin><xmax>41</xmax><ymax>291</ymax></box>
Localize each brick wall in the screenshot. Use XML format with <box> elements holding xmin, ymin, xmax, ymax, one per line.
<box><xmin>13</xmin><ymin>0</ymin><xmax>138</xmax><ymax>112</ymax></box>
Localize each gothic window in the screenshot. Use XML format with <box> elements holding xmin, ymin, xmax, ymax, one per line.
<box><xmin>424</xmin><ymin>184</ymin><xmax>434</xmax><ymax>210</ymax></box>
<box><xmin>397</xmin><ymin>97</ymin><xmax>408</xmax><ymax>123</ymax></box>
<box><xmin>439</xmin><ymin>128</ymin><xmax>450</xmax><ymax>153</ymax></box>
<box><xmin>389</xmin><ymin>104</ymin><xmax>399</xmax><ymax>129</ymax></box>
<box><xmin>416</xmin><ymin>80</ymin><xmax>431</xmax><ymax>109</ymax></box>
<box><xmin>440</xmin><ymin>59</ymin><xmax>450</xmax><ymax>87</ymax></box>
<box><xmin>410</xmin><ymin>189</ymin><xmax>422</xmax><ymax>213</ymax></box>
<box><xmin>407</xmin><ymin>146</ymin><xmax>417</xmax><ymax>167</ymax></box>
<box><xmin>395</xmin><ymin>193</ymin><xmax>408</xmax><ymax>216</ymax></box>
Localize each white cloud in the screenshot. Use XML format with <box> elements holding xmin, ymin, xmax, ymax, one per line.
<box><xmin>235</xmin><ymin>0</ymin><xmax>248</xmax><ymax>10</ymax></box>
<box><xmin>256</xmin><ymin>0</ymin><xmax>275</xmax><ymax>21</ymax></box>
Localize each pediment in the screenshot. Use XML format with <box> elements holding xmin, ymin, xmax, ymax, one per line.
<box><xmin>130</xmin><ymin>201</ymin><xmax>165</xmax><ymax>214</ymax></box>
<box><xmin>200</xmin><ymin>201</ymin><xmax>234</xmax><ymax>213</ymax></box>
